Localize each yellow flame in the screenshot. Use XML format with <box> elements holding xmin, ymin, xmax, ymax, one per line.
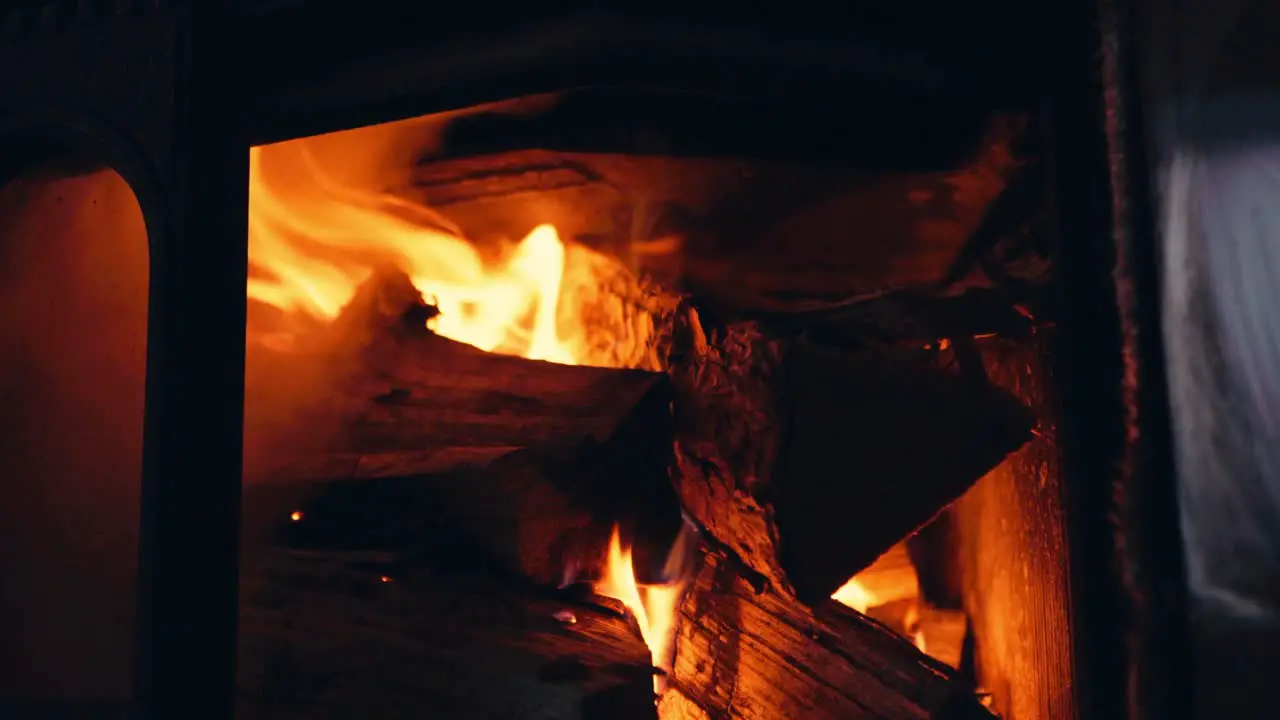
<box><xmin>595</xmin><ymin>526</ymin><xmax>687</xmax><ymax>696</ymax></box>
<box><xmin>904</xmin><ymin>603</ymin><xmax>928</xmax><ymax>654</ymax></box>
<box><xmin>245</xmin><ymin>135</ymin><xmax>659</xmax><ymax>369</ymax></box>
<box><xmin>833</xmin><ymin>573</ymin><xmax>932</xmax><ymax>655</ymax></box>
<box><xmin>831</xmin><ymin>577</ymin><xmax>877</xmax><ymax>614</ymax></box>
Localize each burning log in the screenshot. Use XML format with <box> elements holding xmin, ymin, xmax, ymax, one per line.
<box><xmin>667</xmin><ymin>312</ymin><xmax>1034</xmax><ymax>604</ymax></box>
<box><xmin>660</xmin><ymin>547</ymin><xmax>993</xmax><ymax>720</ymax></box>
<box><xmin>659</xmin><ymin>320</ymin><xmax>1012</xmax><ymax>715</ymax></box>
<box><xmin>237</xmin><ymin>549</ymin><xmax>658</xmax><ymax>720</ymax></box>
<box><xmin>244</xmin><ymin>328</ymin><xmax>672</xmax><ymax>458</ymax></box>
<box><xmin>665</xmin><ymin>314</ymin><xmax>791</xmax><ymax>589</ymax></box>
<box><xmin>243</xmin><ymin>268</ymin><xmax>682</xmax><ymax>583</ymax></box>
<box><xmin>244</xmin><ymin>266</ymin><xmax>673</xmax><ymax>458</ymax></box>
<box><xmin>771</xmin><ymin>340</ymin><xmax>1034</xmax><ymax>603</ymax></box>
<box><xmin>240</xmin><ymin>269</ymin><xmax>1009</xmax><ymax>717</ymax></box>
<box><xmin>244</xmin><ymin>445</ymin><xmax>674</xmax><ymax>588</ymax></box>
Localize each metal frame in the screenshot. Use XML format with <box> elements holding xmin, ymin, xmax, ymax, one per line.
<box><xmin>0</xmin><ymin>4</ymin><xmax>247</xmax><ymax>718</ymax></box>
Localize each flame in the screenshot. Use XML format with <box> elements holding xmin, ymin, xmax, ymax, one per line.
<box><xmin>903</xmin><ymin>603</ymin><xmax>928</xmax><ymax>654</ymax></box>
<box><xmin>245</xmin><ymin>133</ymin><xmax>661</xmax><ymax>369</ymax></box>
<box><xmin>833</xmin><ymin>572</ymin><xmax>932</xmax><ymax>655</ymax></box>
<box><xmin>831</xmin><ymin>577</ymin><xmax>877</xmax><ymax>614</ymax></box>
<box><xmin>595</xmin><ymin>525</ymin><xmax>688</xmax><ymax>697</ymax></box>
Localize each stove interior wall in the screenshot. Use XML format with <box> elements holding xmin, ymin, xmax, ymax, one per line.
<box><xmin>0</xmin><ymin>166</ymin><xmax>148</xmax><ymax>705</ymax></box>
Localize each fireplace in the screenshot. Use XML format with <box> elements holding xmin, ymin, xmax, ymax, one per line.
<box><xmin>0</xmin><ymin>2</ymin><xmax>1173</xmax><ymax>719</ymax></box>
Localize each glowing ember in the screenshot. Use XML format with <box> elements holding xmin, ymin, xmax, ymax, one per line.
<box><xmin>594</xmin><ymin>525</ymin><xmax>688</xmax><ymax>697</ymax></box>
<box><xmin>245</xmin><ymin>134</ymin><xmax>662</xmax><ymax>369</ymax></box>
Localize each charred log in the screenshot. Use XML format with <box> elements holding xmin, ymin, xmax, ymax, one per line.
<box><xmin>665</xmin><ymin>312</ymin><xmax>1033</xmax><ymax>603</ymax></box>
<box><xmin>244</xmin><ymin>267</ymin><xmax>672</xmax><ymax>457</ymax></box>
<box><xmin>773</xmin><ymin>340</ymin><xmax>1035</xmax><ymax>604</ymax></box>
<box><xmin>243</xmin><ymin>445</ymin><xmax>682</xmax><ymax>588</ymax></box>
<box><xmin>665</xmin><ymin>313</ymin><xmax>790</xmax><ymax>589</ymax></box>
<box><xmin>243</xmin><ymin>326</ymin><xmax>672</xmax><ymax>458</ymax></box>
<box><xmin>237</xmin><ymin>549</ymin><xmax>657</xmax><ymax>720</ymax></box>
<box><xmin>242</xmin><ymin>269</ymin><xmax>683</xmax><ymax>579</ymax></box>
<box><xmin>660</xmin><ymin>547</ymin><xmax>994</xmax><ymax>720</ymax></box>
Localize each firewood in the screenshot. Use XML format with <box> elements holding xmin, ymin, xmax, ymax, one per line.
<box><xmin>772</xmin><ymin>340</ymin><xmax>1035</xmax><ymax>603</ymax></box>
<box><xmin>236</xmin><ymin>549</ymin><xmax>657</xmax><ymax>720</ymax></box>
<box><xmin>665</xmin><ymin>312</ymin><xmax>1032</xmax><ymax>604</ymax></box>
<box><xmin>243</xmin><ymin>266</ymin><xmax>673</xmax><ymax>462</ymax></box>
<box><xmin>660</xmin><ymin>547</ymin><xmax>994</xmax><ymax>720</ymax></box>
<box><xmin>242</xmin><ymin>445</ymin><xmax>678</xmax><ymax>588</ymax></box>
<box><xmin>241</xmin><ymin>271</ymin><xmax>690</xmax><ymax>597</ymax></box>
<box><xmin>243</xmin><ymin>328</ymin><xmax>672</xmax><ymax>458</ymax></box>
<box><xmin>665</xmin><ymin>313</ymin><xmax>791</xmax><ymax>590</ymax></box>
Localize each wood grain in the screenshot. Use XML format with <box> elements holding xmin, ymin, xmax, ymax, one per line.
<box><xmin>237</xmin><ymin>550</ymin><xmax>657</xmax><ymax>720</ymax></box>
<box><xmin>666</xmin><ymin>548</ymin><xmax>993</xmax><ymax>720</ymax></box>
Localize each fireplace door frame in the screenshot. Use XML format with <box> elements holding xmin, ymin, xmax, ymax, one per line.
<box><xmin>0</xmin><ymin>4</ymin><xmax>248</xmax><ymax>719</ymax></box>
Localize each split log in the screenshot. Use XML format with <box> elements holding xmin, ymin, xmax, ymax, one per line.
<box><xmin>237</xmin><ymin>549</ymin><xmax>657</xmax><ymax>720</ymax></box>
<box><xmin>243</xmin><ymin>445</ymin><xmax>673</xmax><ymax>588</ymax></box>
<box><xmin>243</xmin><ymin>267</ymin><xmax>673</xmax><ymax>462</ymax></box>
<box><xmin>772</xmin><ymin>340</ymin><xmax>1035</xmax><ymax>604</ymax></box>
<box><xmin>660</xmin><ymin>547</ymin><xmax>994</xmax><ymax>720</ymax></box>
<box><xmin>666</xmin><ymin>313</ymin><xmax>1034</xmax><ymax>604</ymax></box>
<box><xmin>242</xmin><ymin>269</ymin><xmax>683</xmax><ymax>581</ymax></box>
<box><xmin>243</xmin><ymin>328</ymin><xmax>672</xmax><ymax>458</ymax></box>
<box><xmin>666</xmin><ymin>315</ymin><xmax>791</xmax><ymax>590</ymax></box>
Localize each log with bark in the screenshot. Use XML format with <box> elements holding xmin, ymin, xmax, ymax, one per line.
<box><xmin>658</xmin><ymin>546</ymin><xmax>993</xmax><ymax>720</ymax></box>
<box><xmin>237</xmin><ymin>549</ymin><xmax>657</xmax><ymax>720</ymax></box>
<box><xmin>238</xmin><ymin>268</ymin><xmax>1013</xmax><ymax>718</ymax></box>
<box><xmin>243</xmin><ymin>268</ymin><xmax>684</xmax><ymax>580</ymax></box>
<box><xmin>248</xmin><ymin>270</ymin><xmax>1030</xmax><ymax>605</ymax></box>
<box><xmin>655</xmin><ymin>312</ymin><xmax>1011</xmax><ymax>718</ymax></box>
<box><xmin>244</xmin><ymin>444</ymin><xmax>680</xmax><ymax>588</ymax></box>
<box><xmin>773</xmin><ymin>339</ymin><xmax>1035</xmax><ymax>603</ymax></box>
<box><xmin>667</xmin><ymin>312</ymin><xmax>1034</xmax><ymax>604</ymax></box>
<box><xmin>244</xmin><ymin>315</ymin><xmax>673</xmax><ymax>459</ymax></box>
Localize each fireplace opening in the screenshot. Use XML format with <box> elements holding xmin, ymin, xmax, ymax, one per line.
<box><xmin>237</xmin><ymin>88</ymin><xmax>1066</xmax><ymax>720</ymax></box>
<box><xmin>0</xmin><ymin>161</ymin><xmax>148</xmax><ymax>711</ymax></box>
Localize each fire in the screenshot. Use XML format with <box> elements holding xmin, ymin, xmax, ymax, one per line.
<box><xmin>831</xmin><ymin>577</ymin><xmax>877</xmax><ymax>614</ymax></box>
<box><xmin>903</xmin><ymin>603</ymin><xmax>928</xmax><ymax>655</ymax></box>
<box><xmin>594</xmin><ymin>526</ymin><xmax>687</xmax><ymax>697</ymax></box>
<box><xmin>245</xmin><ymin>131</ymin><xmax>662</xmax><ymax>369</ymax></box>
<box><xmin>832</xmin><ymin>573</ymin><xmax>933</xmax><ymax>655</ymax></box>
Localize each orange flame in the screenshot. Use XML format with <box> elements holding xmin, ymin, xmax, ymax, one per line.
<box><xmin>832</xmin><ymin>574</ymin><xmax>932</xmax><ymax>655</ymax></box>
<box><xmin>595</xmin><ymin>525</ymin><xmax>688</xmax><ymax>697</ymax></box>
<box><xmin>245</xmin><ymin>132</ymin><xmax>663</xmax><ymax>369</ymax></box>
<box><xmin>831</xmin><ymin>577</ymin><xmax>877</xmax><ymax>614</ymax></box>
